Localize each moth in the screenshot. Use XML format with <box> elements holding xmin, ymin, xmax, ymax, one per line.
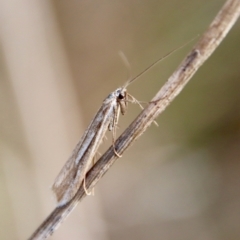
<box><xmin>52</xmin><ymin>40</ymin><xmax>193</xmax><ymax>206</ymax></box>
<box><xmin>52</xmin><ymin>82</ymin><xmax>139</xmax><ymax>205</ymax></box>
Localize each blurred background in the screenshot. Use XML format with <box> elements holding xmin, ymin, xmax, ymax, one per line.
<box><xmin>1</xmin><ymin>0</ymin><xmax>240</xmax><ymax>239</ymax></box>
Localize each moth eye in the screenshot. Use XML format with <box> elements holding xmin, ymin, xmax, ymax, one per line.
<box><xmin>118</xmin><ymin>93</ymin><xmax>124</xmax><ymax>100</ymax></box>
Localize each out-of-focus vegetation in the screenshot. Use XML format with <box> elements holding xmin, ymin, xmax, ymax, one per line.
<box><xmin>1</xmin><ymin>0</ymin><xmax>240</xmax><ymax>239</ymax></box>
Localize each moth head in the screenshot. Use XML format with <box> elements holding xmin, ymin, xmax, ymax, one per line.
<box><xmin>116</xmin><ymin>88</ymin><xmax>127</xmax><ymax>101</ymax></box>
<box><xmin>117</xmin><ymin>88</ymin><xmax>128</xmax><ymax>115</ymax></box>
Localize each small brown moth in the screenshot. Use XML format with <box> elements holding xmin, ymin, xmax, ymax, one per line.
<box><xmin>52</xmin><ymin>85</ymin><xmax>138</xmax><ymax>205</ymax></box>
<box><xmin>52</xmin><ymin>39</ymin><xmax>194</xmax><ymax>206</ymax></box>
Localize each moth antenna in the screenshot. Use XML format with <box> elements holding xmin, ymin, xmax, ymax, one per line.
<box><xmin>123</xmin><ymin>35</ymin><xmax>198</xmax><ymax>88</ymax></box>
<box><xmin>118</xmin><ymin>51</ymin><xmax>132</xmax><ymax>84</ymax></box>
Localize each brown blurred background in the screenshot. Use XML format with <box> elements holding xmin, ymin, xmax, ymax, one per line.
<box><xmin>1</xmin><ymin>0</ymin><xmax>240</xmax><ymax>239</ymax></box>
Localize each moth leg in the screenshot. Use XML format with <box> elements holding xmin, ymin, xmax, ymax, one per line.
<box><xmin>82</xmin><ymin>154</ymin><xmax>97</xmax><ymax>196</ymax></box>
<box><xmin>127</xmin><ymin>93</ymin><xmax>144</xmax><ymax>110</ymax></box>
<box><xmin>83</xmin><ymin>176</ymin><xmax>92</xmax><ymax>196</ymax></box>
<box><xmin>127</xmin><ymin>93</ymin><xmax>159</xmax><ymax>127</ymax></box>
<box><xmin>113</xmin><ymin>140</ymin><xmax>122</xmax><ymax>158</ymax></box>
<box><xmin>90</xmin><ymin>155</ymin><xmax>98</xmax><ymax>196</ymax></box>
<box><xmin>112</xmin><ymin>126</ymin><xmax>122</xmax><ymax>158</ymax></box>
<box><xmin>111</xmin><ymin>104</ymin><xmax>122</xmax><ymax>158</ymax></box>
